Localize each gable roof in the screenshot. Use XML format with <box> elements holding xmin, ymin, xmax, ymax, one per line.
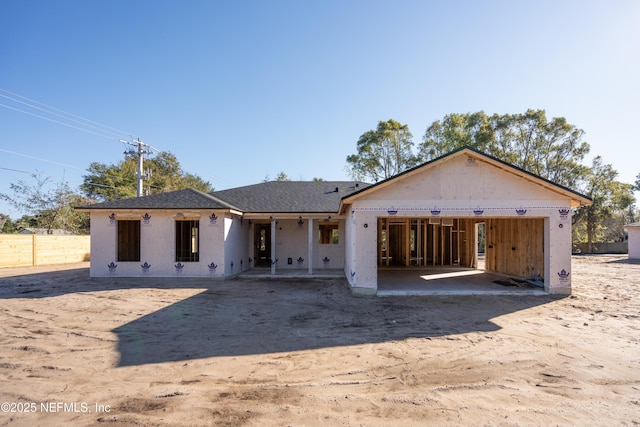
<box><xmin>76</xmin><ymin>188</ymin><xmax>235</xmax><ymax>211</ymax></box>
<box><xmin>340</xmin><ymin>146</ymin><xmax>593</xmax><ymax>209</ymax></box>
<box><xmin>211</xmin><ymin>181</ymin><xmax>370</xmax><ymax>213</ymax></box>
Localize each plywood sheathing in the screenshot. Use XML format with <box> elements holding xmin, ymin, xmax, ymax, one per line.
<box><xmin>485</xmin><ymin>218</ymin><xmax>544</xmax><ymax>279</ymax></box>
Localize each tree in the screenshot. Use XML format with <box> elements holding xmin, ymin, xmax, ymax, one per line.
<box><xmin>0</xmin><ymin>174</ymin><xmax>92</xmax><ymax>234</ymax></box>
<box><xmin>1</xmin><ymin>215</ymin><xmax>17</xmax><ymax>233</ymax></box>
<box><xmin>262</xmin><ymin>172</ymin><xmax>291</xmax><ymax>182</ymax></box>
<box><xmin>634</xmin><ymin>173</ymin><xmax>640</xmax><ymax>191</ymax></box>
<box><xmin>346</xmin><ymin>119</ymin><xmax>417</xmax><ymax>182</ymax></box>
<box><xmin>420</xmin><ymin>112</ymin><xmax>494</xmax><ymax>159</ymax></box>
<box><xmin>275</xmin><ymin>172</ymin><xmax>291</xmax><ymax>181</ymax></box>
<box><xmin>419</xmin><ymin>109</ymin><xmax>591</xmax><ymax>189</ymax></box>
<box><xmin>81</xmin><ymin>151</ymin><xmax>213</xmax><ymax>202</ymax></box>
<box><xmin>572</xmin><ymin>157</ymin><xmax>635</xmax><ymax>253</ymax></box>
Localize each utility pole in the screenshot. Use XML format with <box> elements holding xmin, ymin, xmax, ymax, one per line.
<box><xmin>121</xmin><ymin>138</ymin><xmax>152</xmax><ymax>197</ymax></box>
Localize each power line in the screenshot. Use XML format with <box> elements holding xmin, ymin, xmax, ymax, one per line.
<box><xmin>0</xmin><ymin>167</ymin><xmax>33</xmax><ymax>174</ymax></box>
<box><xmin>0</xmin><ymin>93</ymin><xmax>128</xmax><ymax>140</ymax></box>
<box><xmin>0</xmin><ymin>90</ymin><xmax>209</xmax><ymax>194</ymax></box>
<box><xmin>0</xmin><ymin>103</ymin><xmax>121</xmax><ymax>141</ymax></box>
<box><xmin>85</xmin><ymin>182</ymin><xmax>117</xmax><ymax>189</ymax></box>
<box><xmin>0</xmin><ymin>88</ymin><xmax>163</xmax><ymax>152</ymax></box>
<box><xmin>0</xmin><ymin>88</ymin><xmax>133</xmax><ymax>139</ymax></box>
<box><xmin>0</xmin><ymin>148</ymin><xmax>85</xmax><ymax>170</ymax></box>
<box><xmin>0</xmin><ymin>167</ymin><xmax>83</xmax><ymax>194</ymax></box>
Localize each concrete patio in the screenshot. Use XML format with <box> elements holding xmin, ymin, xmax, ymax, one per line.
<box><xmin>377</xmin><ymin>267</ymin><xmax>547</xmax><ymax>296</ymax></box>
<box><xmin>237</xmin><ymin>268</ymin><xmax>345</xmax><ymax>279</ymax></box>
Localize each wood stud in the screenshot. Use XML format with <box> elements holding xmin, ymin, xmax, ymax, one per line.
<box><xmin>376</xmin><ymin>216</ymin><xmax>544</xmax><ymax>279</ymax></box>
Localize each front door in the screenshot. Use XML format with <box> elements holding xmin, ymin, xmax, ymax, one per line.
<box><xmin>254</xmin><ymin>223</ymin><xmax>271</xmax><ymax>267</ymax></box>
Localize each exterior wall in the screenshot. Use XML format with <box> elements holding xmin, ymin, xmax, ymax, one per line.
<box><xmin>344</xmin><ymin>214</ymin><xmax>354</xmax><ymax>280</ymax></box>
<box><xmin>223</xmin><ymin>215</ymin><xmax>251</xmax><ymax>276</ymax></box>
<box><xmin>345</xmin><ymin>209</ymin><xmax>377</xmax><ymax>294</ymax></box>
<box><xmin>89</xmin><ymin>210</ymin><xmax>228</xmax><ymax>277</ymax></box>
<box><xmin>89</xmin><ymin>210</ymin><xmax>346</xmax><ymax>278</ymax></box>
<box><xmin>271</xmin><ymin>219</ymin><xmax>311</xmax><ymax>269</ymax></box>
<box><xmin>545</xmin><ymin>211</ymin><xmax>573</xmax><ymax>294</ymax></box>
<box><xmin>315</xmin><ymin>219</ymin><xmax>345</xmax><ymax>269</ymax></box>
<box><xmin>344</xmin><ymin>154</ymin><xmax>577</xmax><ymax>294</ymax></box>
<box><xmin>353</xmin><ymin>155</ymin><xmax>567</xmax><ymax>208</ymax></box>
<box><xmin>628</xmin><ymin>227</ymin><xmax>640</xmax><ymax>259</ymax></box>
<box><xmin>202</xmin><ymin>212</ymin><xmax>226</xmax><ymax>276</ymax></box>
<box><xmin>90</xmin><ymin>211</ymin><xmax>117</xmax><ymax>277</ymax></box>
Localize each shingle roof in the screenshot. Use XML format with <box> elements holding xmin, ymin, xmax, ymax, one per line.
<box><xmin>77</xmin><ymin>188</ymin><xmax>233</xmax><ymax>210</ymax></box>
<box><xmin>77</xmin><ymin>182</ymin><xmax>371</xmax><ymax>213</ymax></box>
<box><xmin>211</xmin><ymin>181</ymin><xmax>370</xmax><ymax>213</ymax></box>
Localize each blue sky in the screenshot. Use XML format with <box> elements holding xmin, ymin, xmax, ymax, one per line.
<box><xmin>1</xmin><ymin>1</ymin><xmax>639</xmax><ymax>218</ymax></box>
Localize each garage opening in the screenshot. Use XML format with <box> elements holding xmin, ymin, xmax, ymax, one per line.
<box><xmin>377</xmin><ymin>217</ymin><xmax>545</xmax><ymax>292</ymax></box>
<box><xmin>378</xmin><ymin>217</ymin><xmax>479</xmax><ymax>269</ymax></box>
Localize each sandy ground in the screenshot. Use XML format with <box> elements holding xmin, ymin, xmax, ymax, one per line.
<box><xmin>0</xmin><ymin>256</ymin><xmax>638</xmax><ymax>426</ymax></box>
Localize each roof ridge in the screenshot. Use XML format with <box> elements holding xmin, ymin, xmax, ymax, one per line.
<box><xmin>195</xmin><ymin>188</ymin><xmax>244</xmax><ymax>211</ymax></box>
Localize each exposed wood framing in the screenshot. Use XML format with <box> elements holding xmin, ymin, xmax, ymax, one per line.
<box><xmin>485</xmin><ymin>218</ymin><xmax>544</xmax><ymax>278</ymax></box>
<box><xmin>376</xmin><ymin>217</ymin><xmax>544</xmax><ymax>279</ymax></box>
<box><xmin>377</xmin><ymin>217</ymin><xmax>481</xmax><ymax>269</ymax></box>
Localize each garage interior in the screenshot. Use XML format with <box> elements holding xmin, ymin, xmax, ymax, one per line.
<box><xmin>376</xmin><ymin>217</ymin><xmax>546</xmax><ymax>295</ymax></box>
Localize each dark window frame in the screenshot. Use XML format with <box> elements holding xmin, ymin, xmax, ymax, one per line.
<box><xmin>175</xmin><ymin>220</ymin><xmax>200</xmax><ymax>262</ymax></box>
<box><xmin>117</xmin><ymin>220</ymin><xmax>141</xmax><ymax>262</ymax></box>
<box><xmin>318</xmin><ymin>222</ymin><xmax>339</xmax><ymax>245</ymax></box>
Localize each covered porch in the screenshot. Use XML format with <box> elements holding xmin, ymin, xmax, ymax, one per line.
<box><xmin>246</xmin><ymin>214</ymin><xmax>346</xmax><ymax>275</ymax></box>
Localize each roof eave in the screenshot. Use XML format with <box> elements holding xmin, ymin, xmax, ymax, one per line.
<box><xmin>243</xmin><ymin>211</ymin><xmax>342</xmax><ymax>219</ymax></box>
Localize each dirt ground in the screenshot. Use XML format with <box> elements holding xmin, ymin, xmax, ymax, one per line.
<box><xmin>0</xmin><ymin>255</ymin><xmax>638</xmax><ymax>426</ymax></box>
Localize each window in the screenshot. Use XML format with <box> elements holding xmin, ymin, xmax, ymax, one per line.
<box><xmin>176</xmin><ymin>220</ymin><xmax>199</xmax><ymax>262</ymax></box>
<box><xmin>260</xmin><ymin>228</ymin><xmax>266</xmax><ymax>251</ymax></box>
<box><xmin>319</xmin><ymin>223</ymin><xmax>339</xmax><ymax>244</ymax></box>
<box><xmin>117</xmin><ymin>220</ymin><xmax>140</xmax><ymax>261</ymax></box>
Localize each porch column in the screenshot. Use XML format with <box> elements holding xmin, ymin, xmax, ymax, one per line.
<box><xmin>308</xmin><ymin>218</ymin><xmax>314</xmax><ymax>274</ymax></box>
<box><xmin>271</xmin><ymin>217</ymin><xmax>276</xmax><ymax>275</ymax></box>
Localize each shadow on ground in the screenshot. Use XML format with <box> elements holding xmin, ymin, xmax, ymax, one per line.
<box><xmin>113</xmin><ymin>278</ymin><xmax>559</xmax><ymax>366</ymax></box>
<box><xmin>605</xmin><ymin>257</ymin><xmax>640</xmax><ymax>265</ymax></box>
<box><xmin>0</xmin><ymin>266</ymin><xmax>560</xmax><ymax>366</ymax></box>
<box><xmin>0</xmin><ymin>268</ymin><xmax>222</xmax><ymax>299</ymax></box>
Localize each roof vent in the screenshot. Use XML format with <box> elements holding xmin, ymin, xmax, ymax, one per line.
<box><xmin>335</xmin><ymin>187</ymin><xmax>339</xmax><ymax>192</ymax></box>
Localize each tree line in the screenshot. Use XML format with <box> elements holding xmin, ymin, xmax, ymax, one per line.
<box><xmin>345</xmin><ymin>110</ymin><xmax>638</xmax><ymax>252</ymax></box>
<box><xmin>2</xmin><ymin>108</ymin><xmax>637</xmax><ymax>251</ymax></box>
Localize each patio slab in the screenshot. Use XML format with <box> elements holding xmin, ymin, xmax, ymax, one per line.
<box><xmin>237</xmin><ymin>268</ymin><xmax>345</xmax><ymax>279</ymax></box>
<box><xmin>377</xmin><ymin>268</ymin><xmax>547</xmax><ymax>296</ymax></box>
